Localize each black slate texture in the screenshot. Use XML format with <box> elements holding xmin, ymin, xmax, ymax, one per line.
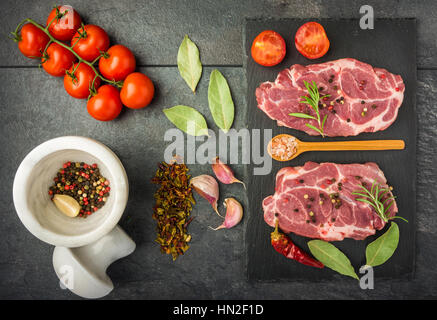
<box><xmin>0</xmin><ymin>0</ymin><xmax>436</xmax><ymax>299</ymax></box>
<box><xmin>245</xmin><ymin>18</ymin><xmax>416</xmax><ymax>281</ymax></box>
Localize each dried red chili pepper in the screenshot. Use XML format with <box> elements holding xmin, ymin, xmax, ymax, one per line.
<box><xmin>151</xmin><ymin>161</ymin><xmax>195</xmax><ymax>261</ymax></box>
<box><xmin>270</xmin><ymin>220</ymin><xmax>324</xmax><ymax>268</ymax></box>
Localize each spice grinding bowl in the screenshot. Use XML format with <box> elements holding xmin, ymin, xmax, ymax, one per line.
<box><xmin>13</xmin><ymin>136</ymin><xmax>129</xmax><ymax>247</ymax></box>
<box><xmin>13</xmin><ymin>136</ymin><xmax>135</xmax><ymax>298</ymax></box>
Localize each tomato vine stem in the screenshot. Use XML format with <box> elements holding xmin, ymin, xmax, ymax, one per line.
<box><xmin>13</xmin><ymin>17</ymin><xmax>123</xmax><ymax>89</ymax></box>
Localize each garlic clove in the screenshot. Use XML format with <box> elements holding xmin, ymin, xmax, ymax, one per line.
<box><xmin>190</xmin><ymin>174</ymin><xmax>221</xmax><ymax>216</ymax></box>
<box><xmin>211</xmin><ymin>157</ymin><xmax>246</xmax><ymax>189</ymax></box>
<box><xmin>209</xmin><ymin>197</ymin><xmax>243</xmax><ymax>230</ymax></box>
<box><xmin>52</xmin><ymin>194</ymin><xmax>81</xmax><ymax>218</ymax></box>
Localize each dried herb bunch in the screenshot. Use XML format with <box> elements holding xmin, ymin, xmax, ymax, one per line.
<box><xmin>151</xmin><ymin>161</ymin><xmax>195</xmax><ymax>260</ymax></box>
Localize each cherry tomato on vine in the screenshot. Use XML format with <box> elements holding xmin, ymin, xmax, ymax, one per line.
<box><xmin>87</xmin><ymin>85</ymin><xmax>123</xmax><ymax>121</ymax></box>
<box><xmin>99</xmin><ymin>44</ymin><xmax>136</xmax><ymax>81</ymax></box>
<box><xmin>251</xmin><ymin>30</ymin><xmax>286</xmax><ymax>67</ymax></box>
<box><xmin>294</xmin><ymin>22</ymin><xmax>330</xmax><ymax>59</ymax></box>
<box><xmin>17</xmin><ymin>23</ymin><xmax>50</xmax><ymax>59</ymax></box>
<box><xmin>120</xmin><ymin>72</ymin><xmax>154</xmax><ymax>109</ymax></box>
<box><xmin>71</xmin><ymin>25</ymin><xmax>110</xmax><ymax>62</ymax></box>
<box><xmin>42</xmin><ymin>43</ymin><xmax>76</xmax><ymax>77</ymax></box>
<box><xmin>46</xmin><ymin>5</ymin><xmax>82</xmax><ymax>41</ymax></box>
<box><xmin>64</xmin><ymin>63</ymin><xmax>101</xmax><ymax>99</ymax></box>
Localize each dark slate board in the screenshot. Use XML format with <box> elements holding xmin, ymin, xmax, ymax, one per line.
<box><xmin>244</xmin><ymin>18</ymin><xmax>417</xmax><ymax>281</ymax></box>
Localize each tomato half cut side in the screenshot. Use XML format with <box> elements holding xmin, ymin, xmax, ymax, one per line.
<box><xmin>251</xmin><ymin>30</ymin><xmax>286</xmax><ymax>67</ymax></box>
<box><xmin>295</xmin><ymin>22</ymin><xmax>330</xmax><ymax>59</ymax></box>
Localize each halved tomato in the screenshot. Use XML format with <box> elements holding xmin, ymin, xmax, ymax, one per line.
<box><xmin>295</xmin><ymin>22</ymin><xmax>330</xmax><ymax>59</ymax></box>
<box><xmin>251</xmin><ymin>30</ymin><xmax>286</xmax><ymax>67</ymax></box>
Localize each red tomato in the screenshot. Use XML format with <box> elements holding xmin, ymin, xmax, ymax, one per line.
<box><xmin>295</xmin><ymin>22</ymin><xmax>330</xmax><ymax>59</ymax></box>
<box><xmin>87</xmin><ymin>85</ymin><xmax>123</xmax><ymax>121</ymax></box>
<box><xmin>120</xmin><ymin>72</ymin><xmax>154</xmax><ymax>109</ymax></box>
<box><xmin>99</xmin><ymin>45</ymin><xmax>136</xmax><ymax>81</ymax></box>
<box><xmin>251</xmin><ymin>30</ymin><xmax>286</xmax><ymax>67</ymax></box>
<box><xmin>64</xmin><ymin>63</ymin><xmax>101</xmax><ymax>99</ymax></box>
<box><xmin>42</xmin><ymin>43</ymin><xmax>76</xmax><ymax>77</ymax></box>
<box><xmin>18</xmin><ymin>23</ymin><xmax>50</xmax><ymax>59</ymax></box>
<box><xmin>71</xmin><ymin>25</ymin><xmax>110</xmax><ymax>62</ymax></box>
<box><xmin>47</xmin><ymin>5</ymin><xmax>82</xmax><ymax>41</ymax></box>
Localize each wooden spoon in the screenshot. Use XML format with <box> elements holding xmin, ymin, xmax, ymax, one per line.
<box><xmin>267</xmin><ymin>134</ymin><xmax>405</xmax><ymax>162</ymax></box>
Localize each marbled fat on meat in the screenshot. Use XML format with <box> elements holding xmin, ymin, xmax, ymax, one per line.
<box><xmin>263</xmin><ymin>162</ymin><xmax>398</xmax><ymax>241</ymax></box>
<box><xmin>256</xmin><ymin>58</ymin><xmax>404</xmax><ymax>137</ymax></box>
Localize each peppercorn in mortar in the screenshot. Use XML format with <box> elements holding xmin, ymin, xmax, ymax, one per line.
<box><xmin>48</xmin><ymin>161</ymin><xmax>110</xmax><ymax>218</ymax></box>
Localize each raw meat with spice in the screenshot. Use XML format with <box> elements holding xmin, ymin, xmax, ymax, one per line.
<box><xmin>262</xmin><ymin>162</ymin><xmax>397</xmax><ymax>241</ymax></box>
<box><xmin>256</xmin><ymin>58</ymin><xmax>404</xmax><ymax>137</ymax></box>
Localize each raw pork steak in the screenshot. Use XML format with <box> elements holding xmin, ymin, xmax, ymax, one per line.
<box><xmin>256</xmin><ymin>58</ymin><xmax>404</xmax><ymax>137</ymax></box>
<box><xmin>263</xmin><ymin>162</ymin><xmax>397</xmax><ymax>241</ymax></box>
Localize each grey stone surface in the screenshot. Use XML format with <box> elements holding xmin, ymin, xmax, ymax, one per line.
<box><xmin>0</xmin><ymin>0</ymin><xmax>436</xmax><ymax>300</ymax></box>
<box><xmin>1</xmin><ymin>0</ymin><xmax>437</xmax><ymax>68</ymax></box>
<box><xmin>1</xmin><ymin>66</ymin><xmax>436</xmax><ymax>299</ymax></box>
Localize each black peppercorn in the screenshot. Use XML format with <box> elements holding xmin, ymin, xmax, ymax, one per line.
<box><xmin>49</xmin><ymin>161</ymin><xmax>110</xmax><ymax>218</ymax></box>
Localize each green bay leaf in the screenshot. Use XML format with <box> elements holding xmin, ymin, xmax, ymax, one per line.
<box><xmin>208</xmin><ymin>69</ymin><xmax>235</xmax><ymax>133</ymax></box>
<box><xmin>163</xmin><ymin>105</ymin><xmax>209</xmax><ymax>136</ymax></box>
<box><xmin>366</xmin><ymin>222</ymin><xmax>399</xmax><ymax>267</ymax></box>
<box><xmin>177</xmin><ymin>35</ymin><xmax>202</xmax><ymax>93</ymax></box>
<box><xmin>308</xmin><ymin>240</ymin><xmax>359</xmax><ymax>280</ymax></box>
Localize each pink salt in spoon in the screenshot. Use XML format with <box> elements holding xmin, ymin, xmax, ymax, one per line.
<box><xmin>268</xmin><ymin>134</ymin><xmax>405</xmax><ymax>162</ymax></box>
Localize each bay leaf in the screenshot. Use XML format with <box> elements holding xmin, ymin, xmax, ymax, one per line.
<box><xmin>163</xmin><ymin>105</ymin><xmax>209</xmax><ymax>137</ymax></box>
<box><xmin>308</xmin><ymin>240</ymin><xmax>359</xmax><ymax>280</ymax></box>
<box><xmin>208</xmin><ymin>69</ymin><xmax>235</xmax><ymax>133</ymax></box>
<box><xmin>366</xmin><ymin>222</ymin><xmax>399</xmax><ymax>267</ymax></box>
<box><xmin>177</xmin><ymin>35</ymin><xmax>202</xmax><ymax>93</ymax></box>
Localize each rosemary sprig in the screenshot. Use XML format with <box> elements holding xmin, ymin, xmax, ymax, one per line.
<box><xmin>289</xmin><ymin>80</ymin><xmax>330</xmax><ymax>137</ymax></box>
<box><xmin>352</xmin><ymin>181</ymin><xmax>408</xmax><ymax>223</ymax></box>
